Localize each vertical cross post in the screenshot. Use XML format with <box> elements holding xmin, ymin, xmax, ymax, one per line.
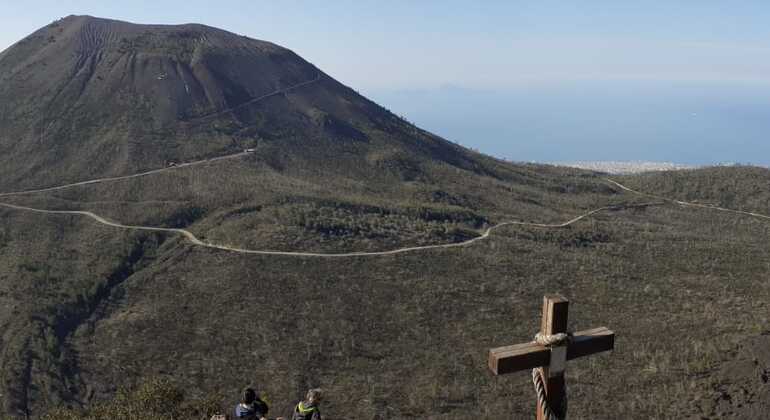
<box><xmin>537</xmin><ymin>294</ymin><xmax>569</xmax><ymax>420</ymax></box>
<box><xmin>487</xmin><ymin>294</ymin><xmax>614</xmax><ymax>419</ymax></box>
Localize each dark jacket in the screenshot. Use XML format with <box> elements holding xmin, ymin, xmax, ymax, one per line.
<box><xmin>291</xmin><ymin>401</ymin><xmax>321</xmax><ymax>420</ymax></box>
<box><xmin>234</xmin><ymin>398</ymin><xmax>269</xmax><ymax>419</ymax></box>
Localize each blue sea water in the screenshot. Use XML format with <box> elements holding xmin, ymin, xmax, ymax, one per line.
<box><xmin>368</xmin><ymin>81</ymin><xmax>770</xmax><ymax>166</ymax></box>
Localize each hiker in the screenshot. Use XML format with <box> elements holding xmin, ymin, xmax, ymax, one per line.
<box><xmin>291</xmin><ymin>388</ymin><xmax>323</xmax><ymax>420</ymax></box>
<box><xmin>234</xmin><ymin>387</ymin><xmax>270</xmax><ymax>420</ymax></box>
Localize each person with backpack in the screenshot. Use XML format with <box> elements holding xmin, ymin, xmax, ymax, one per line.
<box><xmin>234</xmin><ymin>387</ymin><xmax>270</xmax><ymax>420</ymax></box>
<box><xmin>291</xmin><ymin>388</ymin><xmax>323</xmax><ymax>420</ymax></box>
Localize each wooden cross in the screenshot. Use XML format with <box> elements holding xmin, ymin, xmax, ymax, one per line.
<box><xmin>488</xmin><ymin>294</ymin><xmax>615</xmax><ymax>419</ymax></box>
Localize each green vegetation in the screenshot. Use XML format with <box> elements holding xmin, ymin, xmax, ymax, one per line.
<box><xmin>37</xmin><ymin>379</ymin><xmax>222</xmax><ymax>420</ymax></box>
<box><xmin>1</xmin><ymin>15</ymin><xmax>769</xmax><ymax>420</ymax></box>
<box><xmin>2</xmin><ymin>162</ymin><xmax>769</xmax><ymax>419</ymax></box>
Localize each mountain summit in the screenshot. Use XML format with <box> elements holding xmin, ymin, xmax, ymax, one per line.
<box><xmin>0</xmin><ymin>15</ymin><xmax>483</xmax><ymax>190</ymax></box>
<box><xmin>0</xmin><ymin>19</ymin><xmax>544</xmax><ymax>416</ymax></box>
<box><xmin>2</xmin><ymin>16</ymin><xmax>770</xmax><ymax>420</ymax></box>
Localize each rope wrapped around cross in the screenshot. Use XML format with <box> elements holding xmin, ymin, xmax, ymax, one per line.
<box><xmin>488</xmin><ymin>295</ymin><xmax>615</xmax><ymax>419</ymax></box>
<box><xmin>531</xmin><ymin>332</ymin><xmax>573</xmax><ymax>420</ymax></box>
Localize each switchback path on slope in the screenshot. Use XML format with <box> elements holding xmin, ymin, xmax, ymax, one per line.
<box><xmin>0</xmin><ymin>152</ymin><xmax>251</xmax><ymax>198</ymax></box>
<box><xmin>0</xmin><ymin>74</ymin><xmax>322</xmax><ymax>198</ymax></box>
<box><xmin>185</xmin><ymin>73</ymin><xmax>322</xmax><ymax>122</ymax></box>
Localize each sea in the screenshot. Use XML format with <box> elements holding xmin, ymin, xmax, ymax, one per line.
<box><xmin>369</xmin><ymin>80</ymin><xmax>770</xmax><ymax>168</ymax></box>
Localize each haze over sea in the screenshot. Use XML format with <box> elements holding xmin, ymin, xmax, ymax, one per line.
<box><xmin>369</xmin><ymin>80</ymin><xmax>770</xmax><ymax>168</ymax></box>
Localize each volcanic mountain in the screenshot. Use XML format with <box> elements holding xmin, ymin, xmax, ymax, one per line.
<box><xmin>0</xmin><ymin>15</ymin><xmax>488</xmax><ymax>191</ymax></box>
<box><xmin>1</xmin><ymin>16</ymin><xmax>769</xmax><ymax>420</ymax></box>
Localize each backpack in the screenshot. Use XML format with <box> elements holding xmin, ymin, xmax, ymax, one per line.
<box><xmin>292</xmin><ymin>401</ymin><xmax>319</xmax><ymax>420</ymax></box>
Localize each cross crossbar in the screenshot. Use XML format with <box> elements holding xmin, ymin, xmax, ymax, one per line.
<box><xmin>488</xmin><ymin>327</ymin><xmax>614</xmax><ymax>375</ymax></box>
<box><xmin>487</xmin><ymin>295</ymin><xmax>615</xmax><ymax>419</ymax></box>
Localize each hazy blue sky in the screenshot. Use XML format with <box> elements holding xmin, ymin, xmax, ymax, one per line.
<box><xmin>3</xmin><ymin>1</ymin><xmax>770</xmax><ymax>164</ymax></box>
<box><xmin>3</xmin><ymin>1</ymin><xmax>770</xmax><ymax>91</ymax></box>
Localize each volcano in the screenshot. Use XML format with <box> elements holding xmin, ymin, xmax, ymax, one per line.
<box><xmin>1</xmin><ymin>15</ymin><xmax>768</xmax><ymax>420</ymax></box>
<box><xmin>0</xmin><ymin>15</ymin><xmax>487</xmax><ymax>191</ymax></box>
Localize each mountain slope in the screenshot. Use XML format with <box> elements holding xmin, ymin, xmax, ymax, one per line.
<box><xmin>0</xmin><ymin>16</ymin><xmax>616</xmax><ymax>418</ymax></box>
<box><xmin>0</xmin><ymin>15</ymin><xmax>487</xmax><ymax>191</ymax></box>
<box><xmin>1</xmin><ymin>16</ymin><xmax>769</xmax><ymax>420</ymax></box>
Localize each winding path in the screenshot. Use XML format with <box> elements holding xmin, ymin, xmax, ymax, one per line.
<box><xmin>0</xmin><ymin>200</ymin><xmax>658</xmax><ymax>257</ymax></box>
<box><xmin>606</xmin><ymin>179</ymin><xmax>770</xmax><ymax>221</ymax></box>
<box><xmin>2</xmin><ymin>158</ymin><xmax>766</xmax><ymax>257</ymax></box>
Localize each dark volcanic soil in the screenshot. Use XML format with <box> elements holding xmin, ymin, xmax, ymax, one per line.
<box><xmin>2</xmin><ymin>15</ymin><xmax>770</xmax><ymax>420</ymax></box>
<box><xmin>0</xmin><ymin>15</ymin><xmax>481</xmax><ymax>192</ymax></box>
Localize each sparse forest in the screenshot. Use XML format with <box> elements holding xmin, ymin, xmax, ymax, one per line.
<box><xmin>0</xmin><ymin>15</ymin><xmax>768</xmax><ymax>420</ymax></box>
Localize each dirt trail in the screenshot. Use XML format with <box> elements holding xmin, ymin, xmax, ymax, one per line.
<box><xmin>0</xmin><ymin>152</ymin><xmax>250</xmax><ymax>198</ymax></box>
<box><xmin>187</xmin><ymin>73</ymin><xmax>321</xmax><ymax>122</ymax></box>
<box><xmin>3</xmin><ymin>165</ymin><xmax>764</xmax><ymax>257</ymax></box>
<box><xmin>0</xmin><ymin>73</ymin><xmax>322</xmax><ymax>199</ymax></box>
<box><xmin>606</xmin><ymin>179</ymin><xmax>770</xmax><ymax>221</ymax></box>
<box><xmin>0</xmin><ymin>195</ymin><xmax>658</xmax><ymax>258</ymax></box>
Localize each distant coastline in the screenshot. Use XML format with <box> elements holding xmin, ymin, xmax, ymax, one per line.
<box><xmin>547</xmin><ymin>160</ymin><xmax>769</xmax><ymax>174</ymax></box>
<box><xmin>553</xmin><ymin>161</ymin><xmax>697</xmax><ymax>174</ymax></box>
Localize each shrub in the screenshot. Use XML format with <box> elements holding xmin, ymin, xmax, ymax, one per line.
<box><xmin>39</xmin><ymin>379</ymin><xmax>224</xmax><ymax>420</ymax></box>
